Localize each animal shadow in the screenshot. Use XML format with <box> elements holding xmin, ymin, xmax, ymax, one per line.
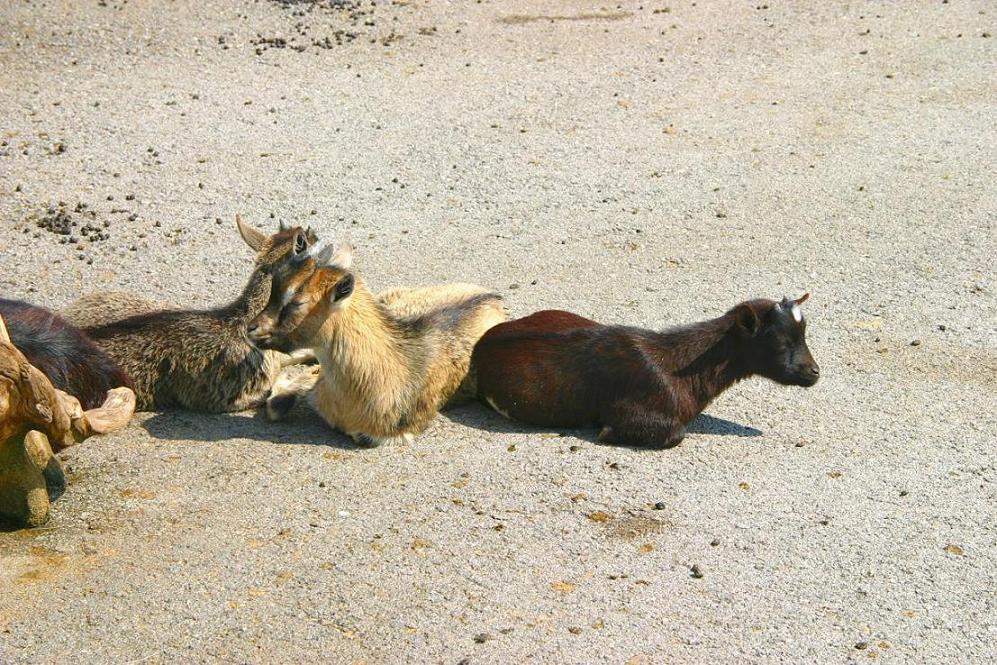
<box><xmin>446</xmin><ymin>402</ymin><xmax>761</xmax><ymax>450</ymax></box>
<box><xmin>140</xmin><ymin>404</ymin><xmax>361</xmax><ymax>450</ymax></box>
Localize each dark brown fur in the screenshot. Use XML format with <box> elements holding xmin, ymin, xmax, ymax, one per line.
<box><xmin>473</xmin><ymin>296</ymin><xmax>820</xmax><ymax>448</ymax></box>
<box><xmin>0</xmin><ymin>298</ymin><xmax>133</xmax><ymax>410</ymax></box>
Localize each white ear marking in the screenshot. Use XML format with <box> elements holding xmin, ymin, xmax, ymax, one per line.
<box><xmin>331</xmin><ymin>242</ymin><xmax>353</xmax><ymax>270</ymax></box>
<box><xmin>791</xmin><ymin>303</ymin><xmax>802</xmax><ymax>323</ymax></box>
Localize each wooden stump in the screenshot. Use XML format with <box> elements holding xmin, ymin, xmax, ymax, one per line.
<box><xmin>0</xmin><ymin>314</ymin><xmax>134</xmax><ymax>527</ymax></box>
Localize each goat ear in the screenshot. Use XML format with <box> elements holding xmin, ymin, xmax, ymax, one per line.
<box><xmin>0</xmin><ymin>313</ymin><xmax>10</xmax><ymax>345</ymax></box>
<box><xmin>331</xmin><ymin>273</ymin><xmax>355</xmax><ymax>302</ymax></box>
<box><xmin>236</xmin><ymin>214</ymin><xmax>266</xmax><ymax>252</ymax></box>
<box><xmin>735</xmin><ymin>304</ymin><xmax>760</xmax><ymax>337</ymax></box>
<box><xmin>795</xmin><ymin>292</ymin><xmax>810</xmax><ymax>306</ymax></box>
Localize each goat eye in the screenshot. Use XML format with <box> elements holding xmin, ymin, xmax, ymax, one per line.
<box><xmin>278</xmin><ymin>300</ymin><xmax>301</xmax><ymax>324</ymax></box>
<box><xmin>294</xmin><ymin>234</ymin><xmax>307</xmax><ymax>254</ymax></box>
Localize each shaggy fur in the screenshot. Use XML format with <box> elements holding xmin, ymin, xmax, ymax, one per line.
<box><xmin>61</xmin><ymin>292</ymin><xmax>169</xmax><ymax>329</ymax></box>
<box><xmin>66</xmin><ymin>218</ymin><xmax>318</xmax><ymax>411</ymax></box>
<box><xmin>473</xmin><ymin>295</ymin><xmax>820</xmax><ymax>448</ymax></box>
<box><xmin>249</xmin><ymin>242</ymin><xmax>506</xmax><ymax>445</ymax></box>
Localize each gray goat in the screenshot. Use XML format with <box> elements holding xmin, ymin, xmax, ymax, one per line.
<box><xmin>61</xmin><ymin>217</ymin><xmax>316</xmax><ymax>412</ymax></box>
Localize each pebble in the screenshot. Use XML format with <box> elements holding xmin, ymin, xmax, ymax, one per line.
<box><xmin>710</xmin><ymin>538</ymin><xmax>720</xmax><ymax>546</ymax></box>
<box><xmin>653</xmin><ymin>501</ymin><xmax>666</xmax><ymax>510</ymax></box>
<box><xmin>690</xmin><ymin>564</ymin><xmax>704</xmax><ymax>579</ymax></box>
<box><xmin>472</xmin><ymin>633</ymin><xmax>491</xmax><ymax>644</ymax></box>
<box><xmin>855</xmin><ymin>642</ymin><xmax>869</xmax><ymax>650</ymax></box>
<box><xmin>910</xmin><ymin>339</ymin><xmax>922</xmax><ymax>346</ymax></box>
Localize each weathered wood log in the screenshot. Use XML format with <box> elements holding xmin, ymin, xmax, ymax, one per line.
<box><xmin>0</xmin><ymin>314</ymin><xmax>135</xmax><ymax>527</ymax></box>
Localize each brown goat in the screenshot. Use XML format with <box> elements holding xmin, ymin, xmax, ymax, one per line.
<box><xmin>62</xmin><ymin>217</ymin><xmax>317</xmax><ymax>411</ymax></box>
<box><xmin>248</xmin><ymin>241</ymin><xmax>506</xmax><ymax>445</ymax></box>
<box><xmin>472</xmin><ymin>296</ymin><xmax>820</xmax><ymax>448</ymax></box>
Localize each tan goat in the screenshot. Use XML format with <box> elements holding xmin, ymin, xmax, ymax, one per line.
<box><xmin>247</xmin><ymin>242</ymin><xmax>505</xmax><ymax>445</ymax></box>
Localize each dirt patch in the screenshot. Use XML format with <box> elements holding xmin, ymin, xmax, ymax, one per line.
<box><xmin>845</xmin><ymin>336</ymin><xmax>997</xmax><ymax>389</ymax></box>
<box><xmin>498</xmin><ymin>12</ymin><xmax>632</xmax><ymax>26</ymax></box>
<box><xmin>605</xmin><ymin>515</ymin><xmax>671</xmax><ymax>541</ymax></box>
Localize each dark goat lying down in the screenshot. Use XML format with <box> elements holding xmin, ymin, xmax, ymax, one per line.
<box><xmin>472</xmin><ymin>295</ymin><xmax>820</xmax><ymax>448</ymax></box>
<box><xmin>0</xmin><ymin>298</ymin><xmax>133</xmax><ymax>410</ymax></box>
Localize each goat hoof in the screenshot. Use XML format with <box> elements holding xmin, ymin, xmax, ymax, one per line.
<box><xmin>266</xmin><ymin>393</ymin><xmax>298</xmax><ymax>422</ymax></box>
<box><xmin>353</xmin><ymin>433</ymin><xmax>382</xmax><ymax>448</ymax></box>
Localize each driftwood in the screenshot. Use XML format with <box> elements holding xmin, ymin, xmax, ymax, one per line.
<box><xmin>0</xmin><ymin>314</ymin><xmax>135</xmax><ymax>527</ymax></box>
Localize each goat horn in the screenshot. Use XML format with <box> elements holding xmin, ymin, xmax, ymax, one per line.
<box><xmin>0</xmin><ymin>313</ymin><xmax>10</xmax><ymax>345</ymax></box>
<box><xmin>795</xmin><ymin>292</ymin><xmax>810</xmax><ymax>305</ymax></box>
<box><xmin>279</xmin><ymin>220</ymin><xmax>289</xmax><ymax>231</ymax></box>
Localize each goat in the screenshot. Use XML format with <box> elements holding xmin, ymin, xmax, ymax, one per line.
<box><xmin>472</xmin><ymin>295</ymin><xmax>820</xmax><ymax>448</ymax></box>
<box><xmin>0</xmin><ymin>298</ymin><xmax>134</xmax><ymax>410</ymax></box>
<box><xmin>63</xmin><ymin>216</ymin><xmax>318</xmax><ymax>411</ymax></box>
<box><xmin>247</xmin><ymin>241</ymin><xmax>506</xmax><ymax>445</ymax></box>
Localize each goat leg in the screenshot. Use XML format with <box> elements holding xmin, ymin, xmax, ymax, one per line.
<box><xmin>598</xmin><ymin>404</ymin><xmax>686</xmax><ymax>449</ymax></box>
<box><xmin>280</xmin><ymin>348</ymin><xmax>318</xmax><ymax>368</ymax></box>
<box><xmin>265</xmin><ymin>365</ymin><xmax>320</xmax><ymax>422</ymax></box>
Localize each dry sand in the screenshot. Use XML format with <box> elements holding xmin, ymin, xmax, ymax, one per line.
<box><xmin>1</xmin><ymin>0</ymin><xmax>995</xmax><ymax>663</ymax></box>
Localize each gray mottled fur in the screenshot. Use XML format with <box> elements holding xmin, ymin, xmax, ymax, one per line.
<box><xmin>63</xmin><ymin>222</ymin><xmax>312</xmax><ymax>412</ymax></box>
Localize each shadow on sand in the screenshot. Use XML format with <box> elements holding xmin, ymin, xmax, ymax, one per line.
<box><xmin>448</xmin><ymin>402</ymin><xmax>763</xmax><ymax>449</ymax></box>
<box><xmin>140</xmin><ymin>399</ymin><xmax>762</xmax><ymax>452</ymax></box>
<box><xmin>141</xmin><ymin>405</ymin><xmax>360</xmax><ymax>450</ymax></box>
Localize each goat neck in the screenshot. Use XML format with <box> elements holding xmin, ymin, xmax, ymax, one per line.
<box><xmin>313</xmin><ymin>280</ymin><xmax>412</xmax><ymax>383</ymax></box>
<box><xmin>217</xmin><ymin>265</ymin><xmax>272</xmax><ymax>325</ymax></box>
<box><xmin>650</xmin><ymin>313</ymin><xmax>752</xmax><ymax>422</ymax></box>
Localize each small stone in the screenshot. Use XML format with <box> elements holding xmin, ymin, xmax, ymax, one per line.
<box><xmin>710</xmin><ymin>538</ymin><xmax>720</xmax><ymax>547</ymax></box>
<box><xmin>653</xmin><ymin>501</ymin><xmax>666</xmax><ymax>510</ymax></box>
<box><xmin>567</xmin><ymin>626</ymin><xmax>582</xmax><ymax>635</ymax></box>
<box><xmin>910</xmin><ymin>339</ymin><xmax>922</xmax><ymax>346</ymax></box>
<box><xmin>690</xmin><ymin>564</ymin><xmax>704</xmax><ymax>579</ymax></box>
<box><xmin>855</xmin><ymin>642</ymin><xmax>869</xmax><ymax>650</ymax></box>
<box><xmin>899</xmin><ymin>490</ymin><xmax>908</xmax><ymax>497</ymax></box>
<box><xmin>473</xmin><ymin>633</ymin><xmax>491</xmax><ymax>644</ymax></box>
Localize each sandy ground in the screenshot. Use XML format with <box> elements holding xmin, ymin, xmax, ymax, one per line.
<box><xmin>1</xmin><ymin>0</ymin><xmax>995</xmax><ymax>662</ymax></box>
